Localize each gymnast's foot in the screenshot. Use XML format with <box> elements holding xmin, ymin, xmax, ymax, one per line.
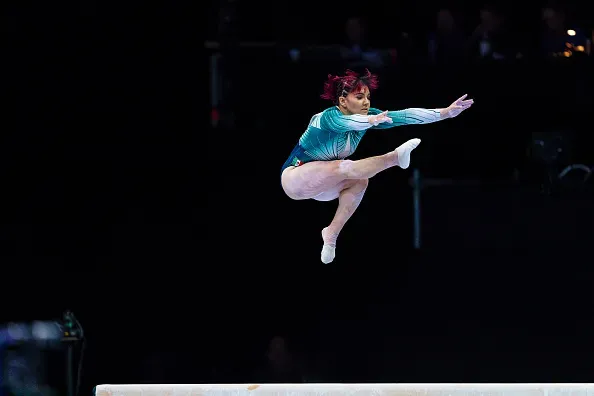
<box><xmin>321</xmin><ymin>227</ymin><xmax>337</xmax><ymax>264</ymax></box>
<box><xmin>395</xmin><ymin>138</ymin><xmax>421</xmax><ymax>169</ymax></box>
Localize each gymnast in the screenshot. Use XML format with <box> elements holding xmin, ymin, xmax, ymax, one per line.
<box><xmin>280</xmin><ymin>69</ymin><xmax>473</xmax><ymax>264</ymax></box>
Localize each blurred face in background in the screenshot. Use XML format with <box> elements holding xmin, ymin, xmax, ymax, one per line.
<box><xmin>480</xmin><ymin>8</ymin><xmax>500</xmax><ymax>33</ymax></box>
<box><xmin>338</xmin><ymin>85</ymin><xmax>371</xmax><ymax>115</ymax></box>
<box><xmin>345</xmin><ymin>17</ymin><xmax>364</xmax><ymax>45</ymax></box>
<box><xmin>542</xmin><ymin>7</ymin><xmax>564</xmax><ymax>31</ymax></box>
<box><xmin>437</xmin><ymin>9</ymin><xmax>455</xmax><ymax>33</ymax></box>
<box><xmin>267</xmin><ymin>336</ymin><xmax>291</xmax><ymax>371</ymax></box>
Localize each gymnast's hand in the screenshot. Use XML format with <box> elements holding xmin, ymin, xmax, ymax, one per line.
<box><xmin>368</xmin><ymin>110</ymin><xmax>393</xmax><ymax>126</ymax></box>
<box><xmin>444</xmin><ymin>94</ymin><xmax>474</xmax><ymax>118</ymax></box>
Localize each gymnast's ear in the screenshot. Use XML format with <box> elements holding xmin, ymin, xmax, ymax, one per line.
<box><xmin>338</xmin><ymin>96</ymin><xmax>347</xmax><ymax>108</ymax></box>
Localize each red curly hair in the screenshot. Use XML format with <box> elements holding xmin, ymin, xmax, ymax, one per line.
<box><xmin>320</xmin><ymin>69</ymin><xmax>379</xmax><ymax>104</ymax></box>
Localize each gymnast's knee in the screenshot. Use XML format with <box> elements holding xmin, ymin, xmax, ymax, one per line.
<box><xmin>337</xmin><ymin>160</ymin><xmax>356</xmax><ymax>178</ymax></box>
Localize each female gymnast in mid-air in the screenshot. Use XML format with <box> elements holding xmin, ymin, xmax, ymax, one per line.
<box><xmin>280</xmin><ymin>69</ymin><xmax>473</xmax><ymax>264</ymax></box>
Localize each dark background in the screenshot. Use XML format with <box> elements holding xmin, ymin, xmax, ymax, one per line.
<box><xmin>2</xmin><ymin>0</ymin><xmax>594</xmax><ymax>395</ymax></box>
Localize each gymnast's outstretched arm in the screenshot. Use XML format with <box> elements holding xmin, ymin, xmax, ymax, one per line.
<box><xmin>369</xmin><ymin>94</ymin><xmax>474</xmax><ymax>130</ymax></box>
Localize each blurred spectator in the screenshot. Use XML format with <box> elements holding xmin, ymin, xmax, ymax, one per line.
<box><xmin>540</xmin><ymin>5</ymin><xmax>569</xmax><ymax>56</ymax></box>
<box><xmin>540</xmin><ymin>5</ymin><xmax>589</xmax><ymax>58</ymax></box>
<box><xmin>427</xmin><ymin>8</ymin><xmax>467</xmax><ymax>67</ymax></box>
<box><xmin>469</xmin><ymin>5</ymin><xmax>516</xmax><ymax>60</ymax></box>
<box><xmin>339</xmin><ymin>17</ymin><xmax>384</xmax><ymax>69</ymax></box>
<box><xmin>251</xmin><ymin>335</ymin><xmax>305</xmax><ymax>383</ymax></box>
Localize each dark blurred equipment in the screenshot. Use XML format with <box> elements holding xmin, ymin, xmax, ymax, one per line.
<box><xmin>526</xmin><ymin>130</ymin><xmax>592</xmax><ymax>194</ymax></box>
<box><xmin>530</xmin><ymin>131</ymin><xmax>572</xmax><ymax>163</ymax></box>
<box><xmin>0</xmin><ymin>311</ymin><xmax>84</xmax><ymax>396</ymax></box>
<box><xmin>558</xmin><ymin>163</ymin><xmax>593</xmax><ymax>192</ymax></box>
<box><xmin>216</xmin><ymin>0</ymin><xmax>238</xmax><ymax>40</ymax></box>
<box><xmin>528</xmin><ymin>132</ymin><xmax>566</xmax><ymax>194</ymax></box>
<box><xmin>212</xmin><ymin>0</ymin><xmax>240</xmax><ymax>129</ymax></box>
<box><xmin>62</xmin><ymin>311</ymin><xmax>85</xmax><ymax>396</ymax></box>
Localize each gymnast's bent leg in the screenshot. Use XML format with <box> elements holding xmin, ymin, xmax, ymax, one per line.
<box><xmin>313</xmin><ymin>178</ymin><xmax>369</xmax><ymax>264</ymax></box>
<box><xmin>281</xmin><ymin>138</ymin><xmax>421</xmax><ymax>200</ymax></box>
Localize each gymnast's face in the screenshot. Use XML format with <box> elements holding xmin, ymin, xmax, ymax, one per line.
<box><xmin>338</xmin><ymin>85</ymin><xmax>371</xmax><ymax>115</ymax></box>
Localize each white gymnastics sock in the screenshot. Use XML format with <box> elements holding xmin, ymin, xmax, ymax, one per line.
<box><xmin>396</xmin><ymin>138</ymin><xmax>421</xmax><ymax>169</ymax></box>
<box><xmin>321</xmin><ymin>227</ymin><xmax>337</xmax><ymax>264</ymax></box>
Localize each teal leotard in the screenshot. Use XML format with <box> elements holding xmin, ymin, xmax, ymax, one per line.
<box><xmin>281</xmin><ymin>106</ymin><xmax>440</xmax><ymax>175</ymax></box>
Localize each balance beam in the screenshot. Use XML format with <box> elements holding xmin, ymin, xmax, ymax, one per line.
<box><xmin>95</xmin><ymin>383</ymin><xmax>593</xmax><ymax>396</ymax></box>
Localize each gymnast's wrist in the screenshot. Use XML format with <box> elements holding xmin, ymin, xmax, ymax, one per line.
<box><xmin>439</xmin><ymin>108</ymin><xmax>451</xmax><ymax>119</ymax></box>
